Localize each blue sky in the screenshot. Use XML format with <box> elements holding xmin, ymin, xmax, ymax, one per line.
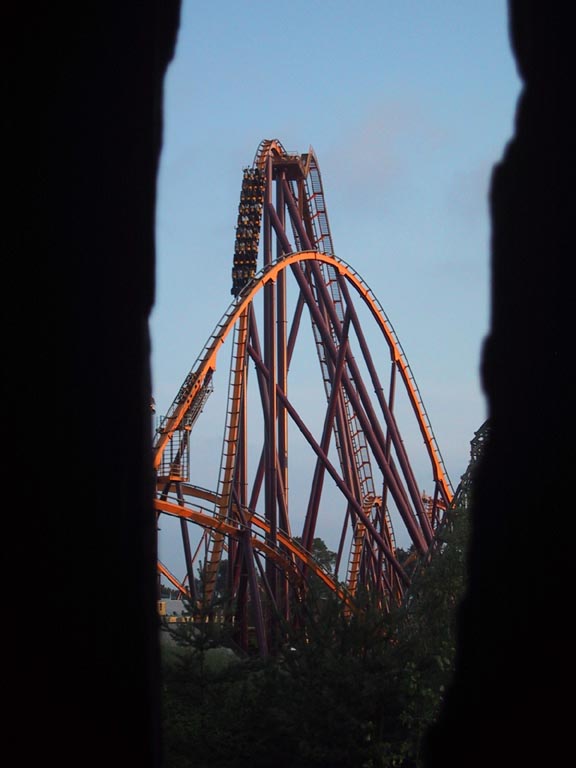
<box><xmin>151</xmin><ymin>1</ymin><xmax>521</xmax><ymax>562</ymax></box>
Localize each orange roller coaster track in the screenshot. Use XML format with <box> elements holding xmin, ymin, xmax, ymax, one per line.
<box><xmin>154</xmin><ymin>139</ymin><xmax>454</xmax><ymax>656</ymax></box>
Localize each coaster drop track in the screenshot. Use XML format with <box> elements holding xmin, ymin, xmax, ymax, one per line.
<box><xmin>154</xmin><ymin>139</ymin><xmax>454</xmax><ymax>656</ymax></box>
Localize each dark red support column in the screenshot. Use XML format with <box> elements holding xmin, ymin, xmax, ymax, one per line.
<box><xmin>336</xmin><ymin>274</ymin><xmax>436</xmax><ymax>537</ymax></box>
<box><xmin>301</xmin><ymin>312</ymin><xmax>352</xmax><ymax>555</ymax></box>
<box><xmin>290</xmin><ymin>261</ymin><xmax>428</xmax><ymax>552</ymax></box>
<box><xmin>263</xmin><ymin>156</ymin><xmax>278</xmax><ymax>643</ymax></box>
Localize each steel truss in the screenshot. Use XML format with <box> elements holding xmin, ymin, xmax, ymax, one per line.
<box><xmin>154</xmin><ymin>140</ymin><xmax>454</xmax><ymax>655</ymax></box>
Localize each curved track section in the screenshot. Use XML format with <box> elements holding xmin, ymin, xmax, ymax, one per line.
<box><xmin>154</xmin><ymin>141</ymin><xmax>453</xmax><ymax>655</ymax></box>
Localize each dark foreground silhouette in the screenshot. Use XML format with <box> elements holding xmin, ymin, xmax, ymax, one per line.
<box><xmin>5</xmin><ymin>2</ymin><xmax>571</xmax><ymax>766</ymax></box>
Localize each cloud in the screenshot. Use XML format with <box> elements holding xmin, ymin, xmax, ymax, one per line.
<box><xmin>323</xmin><ymin>99</ymin><xmax>447</xmax><ymax>202</ymax></box>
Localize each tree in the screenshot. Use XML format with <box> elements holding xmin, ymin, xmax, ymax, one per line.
<box><xmin>293</xmin><ymin>536</ymin><xmax>337</xmax><ymax>573</ymax></box>
<box><xmin>390</xmin><ymin>503</ymin><xmax>472</xmax><ymax>765</ymax></box>
<box><xmin>159</xmin><ymin>515</ymin><xmax>472</xmax><ymax>767</ymax></box>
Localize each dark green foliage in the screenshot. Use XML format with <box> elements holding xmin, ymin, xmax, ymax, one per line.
<box><xmin>388</xmin><ymin>505</ymin><xmax>471</xmax><ymax>764</ymax></box>
<box><xmin>160</xmin><ymin>523</ymin><xmax>470</xmax><ymax>768</ymax></box>
<box><xmin>293</xmin><ymin>536</ymin><xmax>337</xmax><ymax>574</ymax></box>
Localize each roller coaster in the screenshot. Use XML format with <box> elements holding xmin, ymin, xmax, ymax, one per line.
<box><xmin>153</xmin><ymin>139</ymin><xmax>460</xmax><ymax>656</ymax></box>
